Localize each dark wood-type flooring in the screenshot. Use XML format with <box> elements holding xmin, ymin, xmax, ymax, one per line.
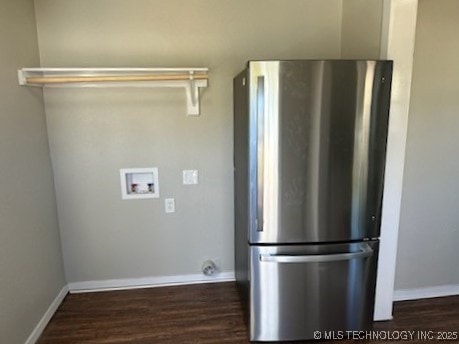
<box><xmin>38</xmin><ymin>282</ymin><xmax>459</xmax><ymax>343</ymax></box>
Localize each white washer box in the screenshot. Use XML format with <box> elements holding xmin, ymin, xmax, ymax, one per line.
<box><xmin>120</xmin><ymin>167</ymin><xmax>159</xmax><ymax>200</ymax></box>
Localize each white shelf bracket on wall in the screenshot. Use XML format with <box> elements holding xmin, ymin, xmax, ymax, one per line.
<box><xmin>17</xmin><ymin>67</ymin><xmax>209</xmax><ymax>116</ymax></box>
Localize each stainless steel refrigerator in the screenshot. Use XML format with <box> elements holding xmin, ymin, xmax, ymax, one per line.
<box><xmin>233</xmin><ymin>60</ymin><xmax>392</xmax><ymax>342</ymax></box>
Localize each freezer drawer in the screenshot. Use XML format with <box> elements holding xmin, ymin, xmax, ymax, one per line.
<box><xmin>249</xmin><ymin>241</ymin><xmax>379</xmax><ymax>342</ymax></box>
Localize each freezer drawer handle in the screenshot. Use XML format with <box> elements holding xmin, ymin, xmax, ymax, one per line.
<box><xmin>259</xmin><ymin>244</ymin><xmax>373</xmax><ymax>263</ymax></box>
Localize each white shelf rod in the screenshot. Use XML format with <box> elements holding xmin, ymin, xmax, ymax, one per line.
<box><xmin>17</xmin><ymin>67</ymin><xmax>209</xmax><ymax>116</ymax></box>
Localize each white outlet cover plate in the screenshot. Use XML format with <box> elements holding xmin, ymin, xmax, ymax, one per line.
<box><xmin>165</xmin><ymin>198</ymin><xmax>175</xmax><ymax>213</ymax></box>
<box><xmin>183</xmin><ymin>170</ymin><xmax>198</xmax><ymax>185</ymax></box>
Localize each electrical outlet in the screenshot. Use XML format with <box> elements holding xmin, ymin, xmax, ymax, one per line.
<box><xmin>165</xmin><ymin>198</ymin><xmax>175</xmax><ymax>213</ymax></box>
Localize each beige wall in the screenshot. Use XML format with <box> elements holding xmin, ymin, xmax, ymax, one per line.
<box><xmin>340</xmin><ymin>0</ymin><xmax>383</xmax><ymax>59</ymax></box>
<box><xmin>0</xmin><ymin>0</ymin><xmax>66</xmax><ymax>343</ymax></box>
<box><xmin>34</xmin><ymin>0</ymin><xmax>343</xmax><ymax>284</ymax></box>
<box><xmin>395</xmin><ymin>0</ymin><xmax>459</xmax><ymax>289</ymax></box>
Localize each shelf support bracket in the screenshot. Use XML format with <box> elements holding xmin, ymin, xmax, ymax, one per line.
<box><xmin>185</xmin><ymin>71</ymin><xmax>206</xmax><ymax>116</ymax></box>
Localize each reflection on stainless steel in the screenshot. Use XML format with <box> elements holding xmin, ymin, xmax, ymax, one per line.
<box><xmin>351</xmin><ymin>64</ymin><xmax>374</xmax><ymax>238</ymax></box>
<box><xmin>234</xmin><ymin>60</ymin><xmax>392</xmax><ymax>342</ymax></box>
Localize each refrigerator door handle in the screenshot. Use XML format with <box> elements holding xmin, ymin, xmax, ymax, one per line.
<box><xmin>259</xmin><ymin>244</ymin><xmax>373</xmax><ymax>263</ymax></box>
<box><xmin>256</xmin><ymin>76</ymin><xmax>265</xmax><ymax>232</ymax></box>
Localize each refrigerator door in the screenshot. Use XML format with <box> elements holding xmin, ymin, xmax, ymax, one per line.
<box><xmin>248</xmin><ymin>60</ymin><xmax>392</xmax><ymax>244</ymax></box>
<box><xmin>249</xmin><ymin>241</ymin><xmax>379</xmax><ymax>342</ymax></box>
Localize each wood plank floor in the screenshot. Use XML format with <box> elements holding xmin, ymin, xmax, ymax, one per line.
<box><xmin>38</xmin><ymin>282</ymin><xmax>459</xmax><ymax>343</ymax></box>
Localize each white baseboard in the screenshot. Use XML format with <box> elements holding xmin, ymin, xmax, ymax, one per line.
<box><xmin>68</xmin><ymin>271</ymin><xmax>236</xmax><ymax>293</ymax></box>
<box><xmin>25</xmin><ymin>285</ymin><xmax>69</xmax><ymax>344</ymax></box>
<box><xmin>394</xmin><ymin>284</ymin><xmax>459</xmax><ymax>301</ymax></box>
